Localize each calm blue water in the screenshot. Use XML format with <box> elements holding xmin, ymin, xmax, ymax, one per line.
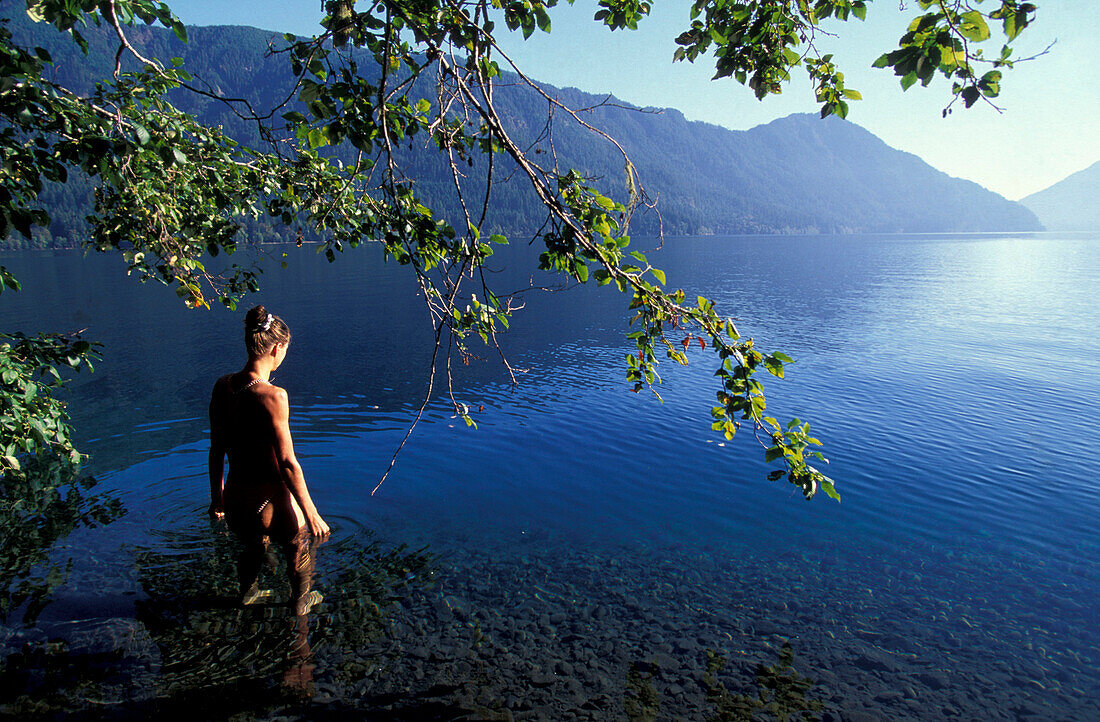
<box><xmin>2</xmin><ymin>233</ymin><xmax>1098</xmax><ymax>718</ymax></box>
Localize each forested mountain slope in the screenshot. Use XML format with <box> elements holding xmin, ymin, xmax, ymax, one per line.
<box><xmin>3</xmin><ymin>12</ymin><xmax>1041</xmax><ymax>248</ymax></box>
<box><xmin>1020</xmin><ymin>161</ymin><xmax>1100</xmax><ymax>231</ymax></box>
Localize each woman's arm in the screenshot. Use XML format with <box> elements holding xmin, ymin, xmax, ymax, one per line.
<box><xmin>269</xmin><ymin>387</ymin><xmax>330</xmax><ymax>538</ymax></box>
<box><xmin>208</xmin><ymin>447</ymin><xmax>225</xmax><ymax>518</ymax></box>
<box><xmin>208</xmin><ymin>383</ymin><xmax>226</xmax><ymax>519</ymax></box>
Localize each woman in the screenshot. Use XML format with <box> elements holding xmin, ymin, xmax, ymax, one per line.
<box><xmin>208</xmin><ymin>305</ymin><xmax>330</xmax><ymax>614</ymax></box>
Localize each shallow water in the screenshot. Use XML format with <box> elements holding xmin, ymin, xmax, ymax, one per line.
<box><xmin>2</xmin><ymin>233</ymin><xmax>1098</xmax><ymax>719</ymax></box>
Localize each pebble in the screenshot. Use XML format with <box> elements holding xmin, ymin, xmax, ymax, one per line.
<box><xmin>528</xmin><ymin>671</ymin><xmax>556</xmax><ymax>687</ymax></box>
<box><xmin>854</xmin><ymin>649</ymin><xmax>899</xmax><ymax>674</ymax></box>
<box><xmin>651</xmin><ymin>652</ymin><xmax>680</xmax><ymax>672</ymax></box>
<box><xmin>917</xmin><ymin>671</ymin><xmax>949</xmax><ymax>690</ymax></box>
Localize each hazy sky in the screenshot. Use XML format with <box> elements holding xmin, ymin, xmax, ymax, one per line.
<box><xmin>167</xmin><ymin>1</ymin><xmax>1097</xmax><ymax>200</ymax></box>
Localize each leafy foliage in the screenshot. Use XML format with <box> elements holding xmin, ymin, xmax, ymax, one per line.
<box><xmin>0</xmin><ymin>327</ymin><xmax>98</xmax><ymax>475</ymax></box>
<box><xmin>0</xmin><ymin>0</ymin><xmax>1040</xmax><ymax>499</ymax></box>
<box><xmin>871</xmin><ymin>1</ymin><xmax>1038</xmax><ymax>113</ymax></box>
<box><xmin>668</xmin><ymin>0</ymin><xmax>1036</xmax><ymax>119</ymax></box>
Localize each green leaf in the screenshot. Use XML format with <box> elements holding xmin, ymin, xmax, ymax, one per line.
<box><xmin>821</xmin><ymin>479</ymin><xmax>841</xmax><ymax>502</ymax></box>
<box><xmin>308</xmin><ymin>127</ymin><xmax>328</xmax><ymax>149</ymax></box>
<box><xmin>651</xmin><ymin>268</ymin><xmax>666</xmax><ymax>285</ymax></box>
<box><xmin>959</xmin><ymin>11</ymin><xmax>991</xmax><ymax>42</ymax></box>
<box><xmin>171</xmin><ymin>20</ymin><xmax>189</xmax><ymax>43</ymax></box>
<box><xmin>132</xmin><ymin>124</ymin><xmax>150</xmax><ymax>146</ymax></box>
<box><xmin>535</xmin><ymin>6</ymin><xmax>551</xmax><ymax>33</ymax></box>
<box><xmin>300</xmin><ymin>80</ymin><xmax>322</xmax><ymax>105</ymax></box>
<box><xmin>1003</xmin><ymin>9</ymin><xmax>1028</xmax><ymax>41</ymax></box>
<box><xmin>979</xmin><ymin>70</ymin><xmax>1002</xmax><ymax>97</ymax></box>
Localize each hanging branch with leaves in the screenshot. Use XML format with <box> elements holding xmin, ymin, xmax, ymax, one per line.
<box><xmin>2</xmin><ymin>0</ymin><xmax>1041</xmax><ymax>501</ymax></box>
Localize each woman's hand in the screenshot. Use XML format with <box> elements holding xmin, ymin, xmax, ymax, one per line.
<box><xmin>307</xmin><ymin>511</ymin><xmax>330</xmax><ymax>539</ymax></box>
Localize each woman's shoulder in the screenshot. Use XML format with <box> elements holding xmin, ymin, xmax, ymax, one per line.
<box><xmin>211</xmin><ymin>374</ymin><xmax>233</xmax><ymax>397</ymax></box>
<box><xmin>258</xmin><ymin>381</ymin><xmax>289</xmax><ymax>402</ymax></box>
<box><xmin>254</xmin><ymin>382</ymin><xmax>289</xmax><ymax>417</ymax></box>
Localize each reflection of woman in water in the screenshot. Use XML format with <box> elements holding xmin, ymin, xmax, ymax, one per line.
<box><xmin>208</xmin><ymin>305</ymin><xmax>330</xmax><ymax>615</ymax></box>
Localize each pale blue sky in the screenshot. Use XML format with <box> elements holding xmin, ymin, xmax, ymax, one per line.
<box><xmin>168</xmin><ymin>1</ymin><xmax>1097</xmax><ymax>200</ymax></box>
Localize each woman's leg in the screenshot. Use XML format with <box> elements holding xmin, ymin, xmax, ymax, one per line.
<box><xmin>284</xmin><ymin>528</ymin><xmax>322</xmax><ymax>614</ymax></box>
<box><xmin>239</xmin><ymin>536</ymin><xmax>271</xmax><ymax>603</ymax></box>
<box><xmin>227</xmin><ymin>502</ymin><xmax>273</xmax><ymax>604</ymax></box>
<box><xmin>268</xmin><ymin>489</ymin><xmax>321</xmax><ymax>614</ymax></box>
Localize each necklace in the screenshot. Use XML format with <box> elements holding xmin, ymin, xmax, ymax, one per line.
<box><xmin>239</xmin><ymin>377</ymin><xmax>264</xmax><ymax>392</ymax></box>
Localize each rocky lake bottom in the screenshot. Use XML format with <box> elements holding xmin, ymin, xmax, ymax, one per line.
<box><xmin>2</xmin><ymin>520</ymin><xmax>1096</xmax><ymax>721</ymax></box>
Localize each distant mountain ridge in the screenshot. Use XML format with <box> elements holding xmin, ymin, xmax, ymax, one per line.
<box><xmin>2</xmin><ymin>13</ymin><xmax>1041</xmax><ymax>248</ymax></box>
<box><xmin>1020</xmin><ymin>162</ymin><xmax>1100</xmax><ymax>231</ymax></box>
<box><xmin>609</xmin><ymin>108</ymin><xmax>1040</xmax><ymax>234</ymax></box>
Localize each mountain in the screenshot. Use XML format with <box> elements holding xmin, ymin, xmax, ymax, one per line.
<box><xmin>1020</xmin><ymin>162</ymin><xmax>1100</xmax><ymax>231</ymax></box>
<box><xmin>2</xmin><ymin>13</ymin><xmax>1041</xmax><ymax>248</ymax></box>
<box><xmin>587</xmin><ymin>107</ymin><xmax>1040</xmax><ymax>234</ymax></box>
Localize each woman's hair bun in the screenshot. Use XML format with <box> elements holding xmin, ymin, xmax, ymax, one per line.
<box><xmin>243</xmin><ymin>305</ymin><xmax>288</xmax><ymax>357</ymax></box>
<box><xmin>245</xmin><ymin>305</ymin><xmax>268</xmax><ymax>331</ymax></box>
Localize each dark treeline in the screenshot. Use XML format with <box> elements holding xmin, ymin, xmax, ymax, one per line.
<box><xmin>3</xmin><ymin>12</ymin><xmax>1041</xmax><ymax>250</ymax></box>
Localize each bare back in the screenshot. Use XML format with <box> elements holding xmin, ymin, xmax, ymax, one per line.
<box><xmin>209</xmin><ymin>373</ymin><xmax>304</xmax><ymax>540</ymax></box>
<box><xmin>211</xmin><ymin>374</ymin><xmax>281</xmax><ymax>479</ymax></box>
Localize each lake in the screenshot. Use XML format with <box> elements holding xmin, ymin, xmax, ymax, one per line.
<box><xmin>1</xmin><ymin>232</ymin><xmax>1098</xmax><ymax>719</ymax></box>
